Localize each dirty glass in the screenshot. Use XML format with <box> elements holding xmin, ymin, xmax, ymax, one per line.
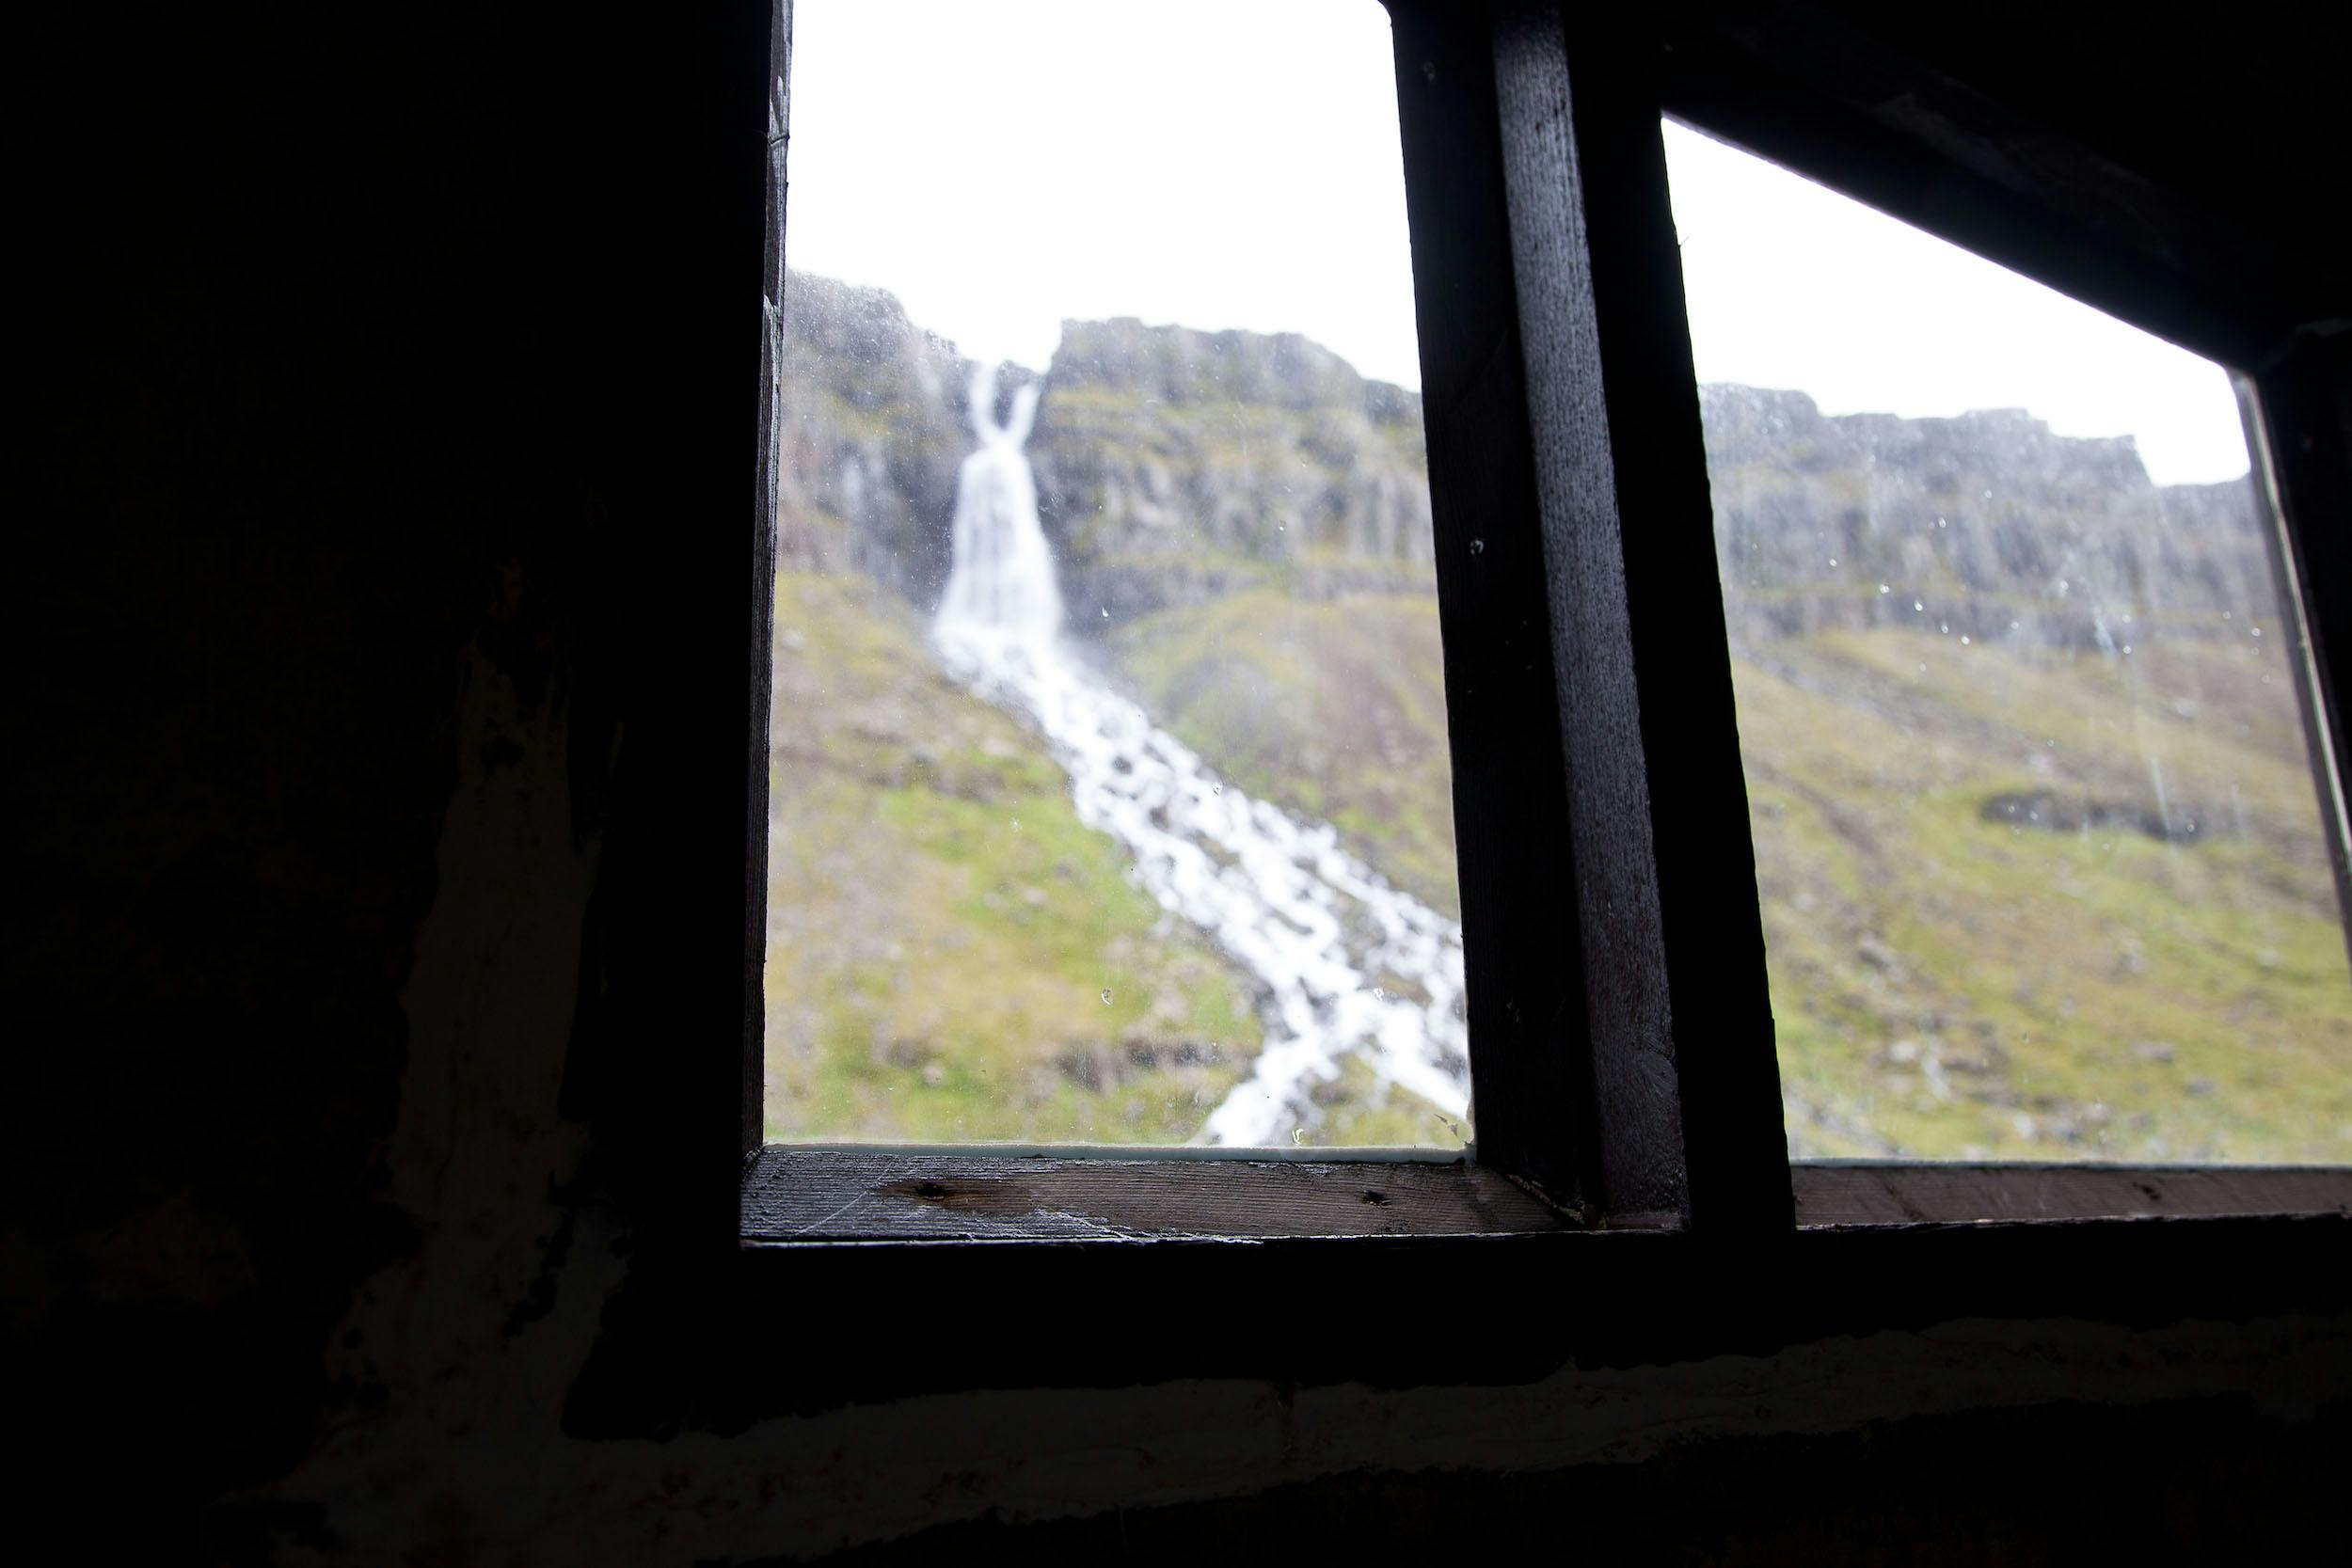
<box><xmin>1665</xmin><ymin>120</ymin><xmax>2352</xmax><ymax>1163</ymax></box>
<box><xmin>761</xmin><ymin>1</ymin><xmax>1467</xmax><ymax>1148</ymax></box>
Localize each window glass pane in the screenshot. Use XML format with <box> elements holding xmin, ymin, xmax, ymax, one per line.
<box><xmin>763</xmin><ymin>1</ymin><xmax>1467</xmax><ymax>1148</ymax></box>
<box><xmin>1666</xmin><ymin>121</ymin><xmax>2352</xmax><ymax>1163</ymax></box>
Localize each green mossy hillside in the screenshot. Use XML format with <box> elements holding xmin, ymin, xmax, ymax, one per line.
<box><xmin>1103</xmin><ymin>586</ymin><xmax>2352</xmax><ymax>1160</ymax></box>
<box><xmin>763</xmin><ymin>570</ymin><xmax>1263</xmax><ymax>1144</ymax></box>
<box><xmin>1734</xmin><ymin>627</ymin><xmax>2352</xmax><ymax>1160</ymax></box>
<box><xmin>1108</xmin><ymin>589</ymin><xmax>1461</xmax><ymax>920</ymax></box>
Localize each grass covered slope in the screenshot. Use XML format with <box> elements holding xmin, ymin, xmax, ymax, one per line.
<box><xmin>1739</xmin><ymin>627</ymin><xmax>2352</xmax><ymax>1160</ymax></box>
<box><xmin>1106</xmin><ymin>589</ymin><xmax>1461</xmax><ymax>920</ymax></box>
<box><xmin>1104</xmin><ymin>582</ymin><xmax>2352</xmax><ymax>1160</ymax></box>
<box><xmin>762</xmin><ymin>571</ymin><xmax>1262</xmax><ymax>1143</ymax></box>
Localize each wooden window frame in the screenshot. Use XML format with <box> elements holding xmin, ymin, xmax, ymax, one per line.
<box><xmin>736</xmin><ymin>0</ymin><xmax>2352</xmax><ymax>1250</ymax></box>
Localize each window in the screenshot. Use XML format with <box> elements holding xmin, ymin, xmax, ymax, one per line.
<box><xmin>743</xmin><ymin>1</ymin><xmax>2352</xmax><ymax>1243</ymax></box>
<box><xmin>763</xmin><ymin>0</ymin><xmax>1467</xmax><ymax>1153</ymax></box>
<box><xmin>1666</xmin><ymin>123</ymin><xmax>2352</xmax><ymax>1165</ymax></box>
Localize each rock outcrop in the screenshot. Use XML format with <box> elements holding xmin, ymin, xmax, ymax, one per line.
<box><xmin>1027</xmin><ymin>319</ymin><xmax>1433</xmax><ymax>622</ymax></box>
<box><xmin>774</xmin><ymin>273</ymin><xmax>974</xmax><ymax>603</ymax></box>
<box><xmin>775</xmin><ymin>276</ymin><xmax>2273</xmax><ymax>657</ymax></box>
<box><xmin>1700</xmin><ymin>386</ymin><xmax>2271</xmax><ymax>649</ymax></box>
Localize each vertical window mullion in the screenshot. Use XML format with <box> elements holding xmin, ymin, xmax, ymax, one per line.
<box><xmin>2247</xmin><ymin>337</ymin><xmax>2352</xmax><ymax>972</ymax></box>
<box><xmin>1491</xmin><ymin>2</ymin><xmax>1789</xmax><ymax>1232</ymax></box>
<box><xmin>1389</xmin><ymin>0</ymin><xmax>1593</xmax><ymax>1206</ymax></box>
<box><xmin>747</xmin><ymin>0</ymin><xmax>792</xmax><ymax>1164</ymax></box>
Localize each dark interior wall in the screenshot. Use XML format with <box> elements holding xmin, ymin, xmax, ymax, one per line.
<box><xmin>7</xmin><ymin>3</ymin><xmax>2348</xmax><ymax>1560</ymax></box>
<box><xmin>12</xmin><ymin>0</ymin><xmax>768</xmax><ymax>1534</ymax></box>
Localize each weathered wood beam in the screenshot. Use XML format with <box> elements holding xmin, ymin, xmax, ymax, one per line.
<box><xmin>1489</xmin><ymin>3</ymin><xmax>1791</xmax><ymax>1232</ymax></box>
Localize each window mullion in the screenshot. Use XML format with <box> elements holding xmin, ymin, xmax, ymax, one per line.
<box><xmin>2246</xmin><ymin>340</ymin><xmax>2352</xmax><ymax>974</ymax></box>
<box><xmin>1489</xmin><ymin>3</ymin><xmax>1789</xmax><ymax>1233</ymax></box>
<box><xmin>1388</xmin><ymin>0</ymin><xmax>1593</xmax><ymax>1206</ymax></box>
<box><xmin>747</xmin><ymin>0</ymin><xmax>791</xmax><ymax>1164</ymax></box>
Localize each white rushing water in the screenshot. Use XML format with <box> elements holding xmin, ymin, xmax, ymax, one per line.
<box><xmin>933</xmin><ymin>364</ymin><xmax>1472</xmax><ymax>1147</ymax></box>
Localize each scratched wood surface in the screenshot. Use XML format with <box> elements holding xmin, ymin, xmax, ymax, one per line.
<box><xmin>1793</xmin><ymin>1162</ymin><xmax>2352</xmax><ymax>1227</ymax></box>
<box><xmin>750</xmin><ymin>1154</ymin><xmax>2352</xmax><ymax>1241</ymax></box>
<box><xmin>742</xmin><ymin>1149</ymin><xmax>1571</xmax><ymax>1242</ymax></box>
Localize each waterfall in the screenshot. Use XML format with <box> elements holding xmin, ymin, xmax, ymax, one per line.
<box><xmin>934</xmin><ymin>363</ymin><xmax>1472</xmax><ymax>1147</ymax></box>
<box><xmin>937</xmin><ymin>368</ymin><xmax>1059</xmax><ymax>649</ymax></box>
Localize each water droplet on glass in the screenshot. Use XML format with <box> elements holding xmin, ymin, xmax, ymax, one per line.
<box><xmin>1212</xmin><ymin>784</ymin><xmax>1224</xmax><ymax>796</ymax></box>
<box><xmin>1292</xmin><ymin>1127</ymin><xmax>1306</xmax><ymax>1145</ymax></box>
<box><xmin>1373</xmin><ymin>987</ymin><xmax>1387</xmax><ymax>1002</ymax></box>
<box><xmin>1827</xmin><ymin>557</ymin><xmax>1838</xmax><ymax>567</ymax></box>
<box><xmin>2252</xmin><ymin>626</ymin><xmax>2264</xmax><ymax>638</ymax></box>
<box><xmin>1468</xmin><ymin>538</ymin><xmax>1485</xmax><ymax>556</ymax></box>
<box><xmin>1100</xmin><ymin>988</ymin><xmax>1113</xmax><ymax>1006</ymax></box>
<box><xmin>1101</xmin><ymin>607</ymin><xmax>1110</xmax><ymax>618</ymax></box>
<box><xmin>1940</xmin><ymin>622</ymin><xmax>1949</xmax><ymax>634</ymax></box>
<box><xmin>1878</xmin><ymin>583</ymin><xmax>1891</xmax><ymax>594</ymax></box>
<box><xmin>1914</xmin><ymin>601</ymin><xmax>1925</xmax><ymax>612</ymax></box>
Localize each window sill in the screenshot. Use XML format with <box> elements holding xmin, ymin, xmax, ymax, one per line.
<box><xmin>740</xmin><ymin>1148</ymin><xmax>2352</xmax><ymax>1245</ymax></box>
<box><xmin>555</xmin><ymin>1153</ymin><xmax>2352</xmax><ymax>1435</ymax></box>
<box><xmin>1792</xmin><ymin>1160</ymin><xmax>2352</xmax><ymax>1227</ymax></box>
<box><xmin>741</xmin><ymin>1147</ymin><xmax>1571</xmax><ymax>1243</ymax></box>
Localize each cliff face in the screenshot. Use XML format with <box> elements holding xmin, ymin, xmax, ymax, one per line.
<box><xmin>774</xmin><ymin>273</ymin><xmax>974</xmax><ymax>603</ymax></box>
<box><xmin>1700</xmin><ymin>386</ymin><xmax>2272</xmax><ymax>647</ymax></box>
<box><xmin>775</xmin><ymin>277</ymin><xmax>2271</xmax><ymax>661</ymax></box>
<box><xmin>775</xmin><ymin>278</ymin><xmax>1435</xmax><ymax>626</ymax></box>
<box><xmin>1027</xmin><ymin>319</ymin><xmax>1434</xmax><ymax>621</ymax></box>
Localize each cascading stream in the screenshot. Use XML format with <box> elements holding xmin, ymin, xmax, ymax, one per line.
<box><xmin>933</xmin><ymin>364</ymin><xmax>1472</xmax><ymax>1146</ymax></box>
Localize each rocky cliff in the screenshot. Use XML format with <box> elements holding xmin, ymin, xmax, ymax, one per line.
<box><xmin>1701</xmin><ymin>385</ymin><xmax>2272</xmax><ymax>649</ymax></box>
<box><xmin>775</xmin><ymin>275</ymin><xmax>1434</xmax><ymax>626</ymax></box>
<box><xmin>1027</xmin><ymin>319</ymin><xmax>1435</xmax><ymax>622</ymax></box>
<box><xmin>776</xmin><ymin>274</ymin><xmax>2271</xmax><ymax>660</ymax></box>
<box><xmin>773</xmin><ymin>273</ymin><xmax>974</xmax><ymax>603</ymax></box>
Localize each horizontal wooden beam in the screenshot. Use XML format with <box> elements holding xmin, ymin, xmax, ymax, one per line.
<box><xmin>746</xmin><ymin>1152</ymin><xmax>2352</xmax><ymax>1243</ymax></box>
<box><xmin>742</xmin><ymin>1148</ymin><xmax>1571</xmax><ymax>1243</ymax></box>
<box><xmin>1793</xmin><ymin>1162</ymin><xmax>2352</xmax><ymax>1227</ymax></box>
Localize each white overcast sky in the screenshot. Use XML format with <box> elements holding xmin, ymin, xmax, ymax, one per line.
<box><xmin>785</xmin><ymin>0</ymin><xmax>2250</xmax><ymax>486</ymax></box>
